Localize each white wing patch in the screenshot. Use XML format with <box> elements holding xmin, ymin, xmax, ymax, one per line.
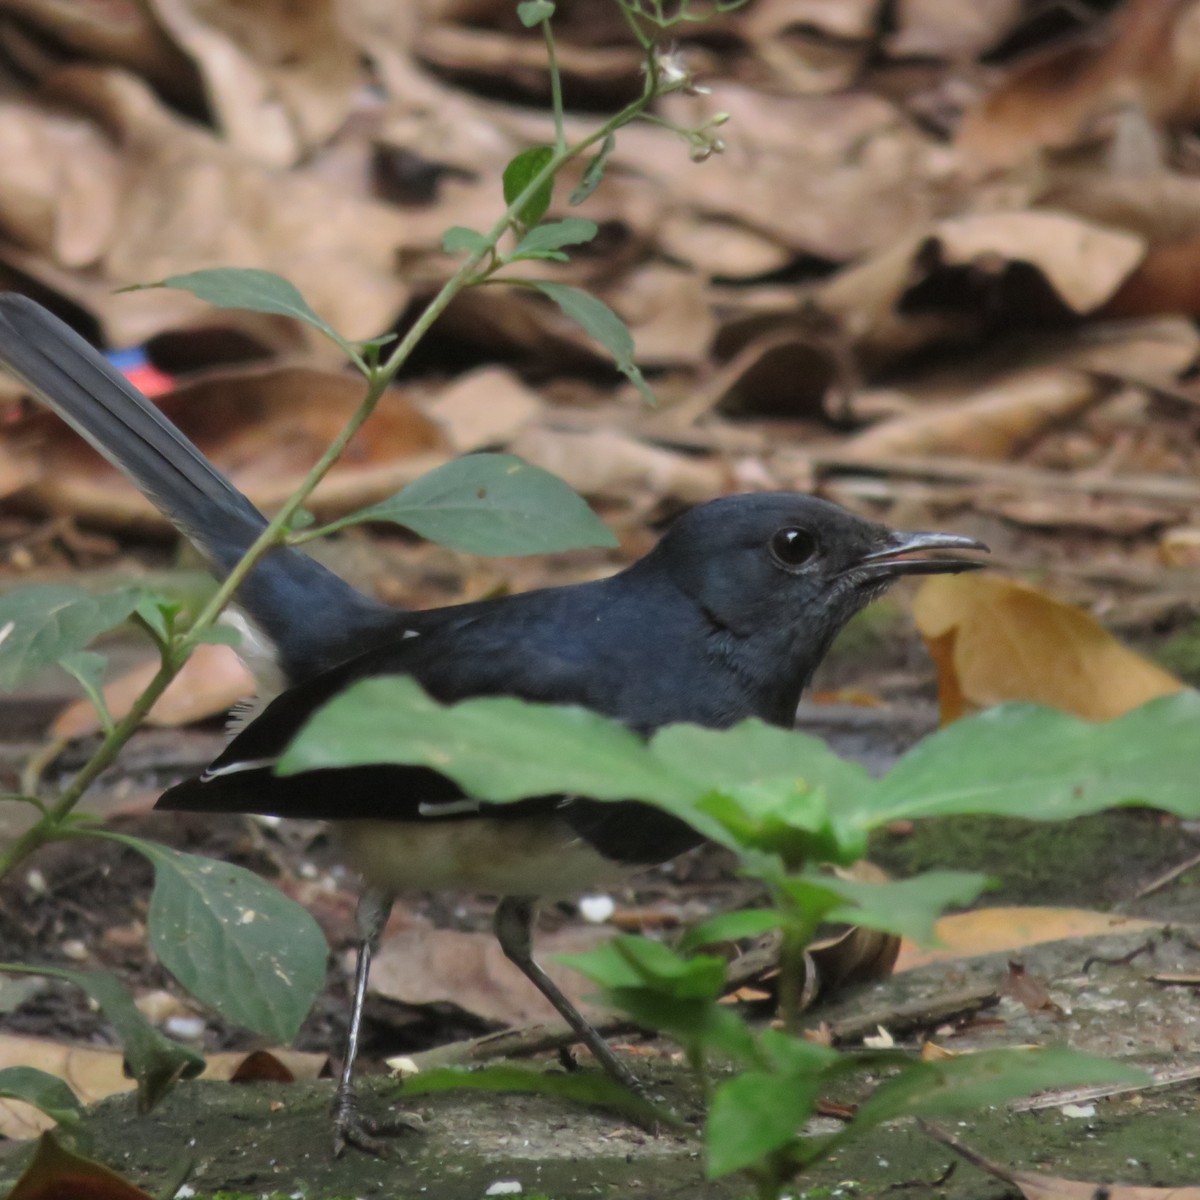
<box><xmin>417</xmin><ymin>798</ymin><xmax>482</xmax><ymax>817</ymax></box>
<box><xmin>200</xmin><ymin>756</ymin><xmax>278</xmax><ymax>782</ymax></box>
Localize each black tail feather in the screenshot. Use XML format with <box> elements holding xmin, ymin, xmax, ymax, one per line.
<box><xmin>0</xmin><ymin>294</ymin><xmax>400</xmax><ymax>681</ymax></box>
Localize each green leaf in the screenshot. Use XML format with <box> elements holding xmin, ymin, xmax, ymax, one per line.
<box><xmin>0</xmin><ymin>964</ymin><xmax>203</xmax><ymax>1111</ymax></box>
<box><xmin>57</xmin><ymin>651</ymin><xmax>113</xmax><ymax>732</ymax></box>
<box><xmin>853</xmin><ymin>1047</ymin><xmax>1148</xmax><ymax>1133</ymax></box>
<box><xmin>0</xmin><ymin>586</ymin><xmax>143</xmax><ymax>690</ymax></box>
<box><xmin>511</xmin><ymin>218</ymin><xmax>598</xmax><ymax>261</ymax></box>
<box><xmin>0</xmin><ymin>1067</ymin><xmax>83</xmax><ymax>1129</ymax></box>
<box><xmin>607</xmin><ymin>988</ymin><xmax>759</xmax><ymax>1063</ymax></box>
<box><xmin>562</xmin><ymin>935</ymin><xmax>726</xmax><ymax>999</ymax></box>
<box><xmin>679</xmin><ymin>908</ymin><xmax>779</xmax><ymax>953</ymax></box>
<box><xmin>781</xmin><ymin>870</ymin><xmax>991</xmax><ymax>945</ymax></box>
<box><xmin>442</xmin><ymin>226</ymin><xmax>492</xmax><ymax>256</ymax></box>
<box><xmin>532</xmin><ymin>281</ymin><xmax>654</xmax><ymax>403</ymax></box>
<box><xmin>654</xmin><ymin>720</ymin><xmax>871</xmax><ymax>864</ymax></box>
<box><xmin>517</xmin><ymin>0</ymin><xmax>556</xmax><ymax>25</ymax></box>
<box><xmin>503</xmin><ymin>146</ymin><xmax>555</xmax><ymax>227</ymax></box>
<box><xmin>570</xmin><ymin>133</ymin><xmax>615</xmax><ymax>206</ymax></box>
<box><xmin>105</xmin><ymin>836</ymin><xmax>327</xmax><ymax>1043</ymax></box>
<box><xmin>141</xmin><ymin>268</ymin><xmax>354</xmax><ymax>356</ymax></box>
<box><xmin>707</xmin><ymin>1069</ymin><xmax>821</xmax><ymax>1178</ymax></box>
<box><xmin>133</xmin><ymin>593</ymin><xmax>177</xmax><ymax>644</ymax></box>
<box><xmin>401</xmin><ymin>1063</ymin><xmax>675</xmax><ymax>1128</ymax></box>
<box><xmin>279</xmin><ymin>676</ymin><xmax>703</xmax><ymax>815</ymax></box>
<box><xmin>326</xmin><ymin>453</ymin><xmax>617</xmax><ymax>555</ymax></box>
<box><xmin>862</xmin><ymin>693</ymin><xmax>1200</xmax><ymax>827</ymax></box>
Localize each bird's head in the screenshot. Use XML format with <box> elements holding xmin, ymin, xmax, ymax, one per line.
<box><xmin>646</xmin><ymin>493</ymin><xmax>987</xmax><ymax>706</ymax></box>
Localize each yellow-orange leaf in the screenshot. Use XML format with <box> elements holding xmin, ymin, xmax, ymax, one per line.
<box><xmin>895</xmin><ymin>906</ymin><xmax>1161</xmax><ymax>973</ymax></box>
<box><xmin>913</xmin><ymin>574</ymin><xmax>1184</xmax><ymax>723</ymax></box>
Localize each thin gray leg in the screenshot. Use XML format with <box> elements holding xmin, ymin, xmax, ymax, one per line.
<box><xmin>493</xmin><ymin>895</ymin><xmax>644</xmax><ymax>1095</ymax></box>
<box><xmin>332</xmin><ymin>888</ymin><xmax>423</xmax><ymax>1156</ymax></box>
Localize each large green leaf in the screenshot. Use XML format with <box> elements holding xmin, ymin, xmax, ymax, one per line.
<box><xmin>0</xmin><ymin>964</ymin><xmax>203</xmax><ymax>1110</ymax></box>
<box><xmin>706</xmin><ymin>1069</ymin><xmax>822</xmax><ymax>1178</ymax></box>
<box><xmin>103</xmin><ymin>836</ymin><xmax>327</xmax><ymax>1043</ymax></box>
<box><xmin>655</xmin><ymin>720</ymin><xmax>871</xmax><ymax>863</ymax></box>
<box><xmin>781</xmin><ymin>870</ymin><xmax>991</xmax><ymax>945</ymax></box>
<box><xmin>0</xmin><ymin>586</ymin><xmax>142</xmax><ymax>690</ymax></box>
<box><xmin>278</xmin><ymin>676</ymin><xmax>704</xmax><ymax>817</ymax></box>
<box><xmin>852</xmin><ymin>1046</ymin><xmax>1147</xmax><ymax>1132</ymax></box>
<box><xmin>318</xmin><ymin>453</ymin><xmax>617</xmax><ymax>555</ymax></box>
<box><xmin>144</xmin><ymin>268</ymin><xmax>353</xmax><ymax>355</ymax></box>
<box><xmin>861</xmin><ymin>693</ymin><xmax>1200</xmax><ymax>827</ymax></box>
<box><xmin>0</xmin><ymin>1067</ymin><xmax>83</xmax><ymax>1129</ymax></box>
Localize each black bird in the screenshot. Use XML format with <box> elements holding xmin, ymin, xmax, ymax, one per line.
<box><xmin>0</xmin><ymin>294</ymin><xmax>986</xmax><ymax>1151</ymax></box>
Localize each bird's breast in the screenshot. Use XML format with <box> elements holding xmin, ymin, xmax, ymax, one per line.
<box><xmin>337</xmin><ymin>815</ymin><xmax>632</xmax><ymax>898</ymax></box>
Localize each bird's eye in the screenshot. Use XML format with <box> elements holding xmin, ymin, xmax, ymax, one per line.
<box><xmin>770</xmin><ymin>527</ymin><xmax>818</xmax><ymax>567</ymax></box>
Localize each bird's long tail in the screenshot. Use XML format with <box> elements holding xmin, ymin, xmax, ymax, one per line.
<box><xmin>0</xmin><ymin>294</ymin><xmax>397</xmax><ymax>679</ymax></box>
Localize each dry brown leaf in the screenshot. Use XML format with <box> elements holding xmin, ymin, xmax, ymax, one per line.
<box><xmin>3</xmin><ymin>66</ymin><xmax>415</xmax><ymax>348</ymax></box>
<box><xmin>0</xmin><ymin>0</ymin><xmax>199</xmax><ymax>101</ymax></box>
<box><xmin>817</xmin><ymin>212</ymin><xmax>1146</xmax><ymax>366</ymax></box>
<box><xmin>424</xmin><ymin>367</ymin><xmax>543</xmax><ymax>454</ymax></box>
<box><xmin>895</xmin><ymin>907</ymin><xmax>1163</xmax><ymax>972</ymax></box>
<box><xmin>931</xmin><ymin>212</ymin><xmax>1146</xmax><ymax>315</ymax></box>
<box><xmin>510</xmin><ymin>426</ymin><xmax>725</xmax><ymax>505</ymax></box>
<box><xmin>956</xmin><ymin>0</ymin><xmax>1200</xmax><ymax>170</ymax></box>
<box><xmin>1000</xmin><ymin>960</ymin><xmax>1062</xmax><ymax>1016</ymax></box>
<box><xmin>925</xmin><ymin>1122</ymin><xmax>1200</xmax><ymax>1200</ymax></box>
<box><xmin>1160</xmin><ymin>525</ymin><xmax>1200</xmax><ymax>566</ymax></box>
<box><xmin>1043</xmin><ymin>163</ymin><xmax>1200</xmax><ymax>246</ymax></box>
<box><xmin>0</xmin><ymin>1033</ymin><xmax>134</xmax><ymax>1137</ymax></box>
<box><xmin>369</xmin><ymin>921</ymin><xmax>611</xmax><ymax>1027</ymax></box>
<box><xmin>746</xmin><ymin>0</ymin><xmax>880</xmax><ymax>41</ymax></box>
<box><xmin>205</xmin><ymin>1047</ymin><xmax>327</xmax><ymax>1083</ymax></box>
<box><xmin>615</xmin><ymin>85</ymin><xmax>946</xmax><ymax>261</ymax></box>
<box><xmin>841</xmin><ymin>368</ymin><xmax>1103</xmax><ymax>461</ymax></box>
<box><xmin>614</xmin><ymin>264</ymin><xmax>717</xmax><ymax>367</ymax></box>
<box><xmin>886</xmin><ymin>0</ymin><xmax>1022</xmax><ymax>61</ymax></box>
<box><xmin>657</xmin><ymin>213</ymin><xmax>790</xmax><ymax>280</ymax></box>
<box><xmin>0</xmin><ymin>434</ymin><xmax>39</xmax><ymax>499</ymax></box>
<box><xmin>699</xmin><ymin>331</ymin><xmax>841</xmax><ymax>421</ymax></box>
<box><xmin>0</xmin><ymin>1033</ymin><xmax>326</xmax><ymax>1138</ymax></box>
<box><xmin>986</xmin><ymin>496</ymin><xmax>1176</xmax><ymax>537</ymax></box>
<box><xmin>414</xmin><ymin>21</ymin><xmax>643</xmax><ymax>100</ymax></box>
<box><xmin>7</xmin><ymin>1132</ymin><xmax>157</xmax><ymax>1199</ymax></box>
<box><xmin>913</xmin><ymin>574</ymin><xmax>1185</xmax><ymax>722</ymax></box>
<box><xmin>146</xmin><ymin>0</ymin><xmax>362</xmax><ymax>166</ymax></box>
<box><xmin>1102</xmin><ymin>236</ymin><xmax>1200</xmax><ymax>318</ymax></box>
<box><xmin>19</xmin><ymin>363</ymin><xmax>445</xmax><ymax>532</ymax></box>
<box><xmin>52</xmin><ymin>643</ymin><xmax>253</xmax><ymax>739</ymax></box>
<box><xmin>0</xmin><ymin>97</ymin><xmax>121</xmax><ymax>268</ymax></box>
<box><xmin>809</xmin><ymin>924</ymin><xmax>900</xmax><ymax>994</ymax></box>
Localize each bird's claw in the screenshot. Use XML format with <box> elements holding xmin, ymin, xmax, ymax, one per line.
<box><xmin>332</xmin><ymin>1090</ymin><xmax>425</xmax><ymax>1158</ymax></box>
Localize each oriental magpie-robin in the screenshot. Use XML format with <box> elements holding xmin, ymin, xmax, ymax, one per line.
<box><xmin>0</xmin><ymin>294</ymin><xmax>986</xmax><ymax>1152</ymax></box>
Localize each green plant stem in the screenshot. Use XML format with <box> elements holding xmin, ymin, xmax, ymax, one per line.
<box><xmin>0</xmin><ymin>654</ymin><xmax>177</xmax><ymax>878</ymax></box>
<box><xmin>0</xmin><ymin>36</ymin><xmax>677</xmax><ymax>878</ymax></box>
<box><xmin>543</xmin><ymin>21</ymin><xmax>567</xmax><ymax>154</ymax></box>
<box><xmin>777</xmin><ymin>927</ymin><xmax>810</xmax><ymax>1035</ymax></box>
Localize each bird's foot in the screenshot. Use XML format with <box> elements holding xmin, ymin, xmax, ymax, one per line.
<box><xmin>332</xmin><ymin>1087</ymin><xmax>425</xmax><ymax>1157</ymax></box>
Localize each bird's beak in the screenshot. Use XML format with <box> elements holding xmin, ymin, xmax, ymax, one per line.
<box><xmin>846</xmin><ymin>530</ymin><xmax>989</xmax><ymax>580</ymax></box>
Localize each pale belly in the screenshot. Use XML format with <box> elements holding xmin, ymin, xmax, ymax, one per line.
<box><xmin>337</xmin><ymin>815</ymin><xmax>633</xmax><ymax>898</ymax></box>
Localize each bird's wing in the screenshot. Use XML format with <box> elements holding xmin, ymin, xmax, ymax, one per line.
<box><xmin>157</xmin><ymin>597</ymin><xmax>606</xmax><ymax>821</ymax></box>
